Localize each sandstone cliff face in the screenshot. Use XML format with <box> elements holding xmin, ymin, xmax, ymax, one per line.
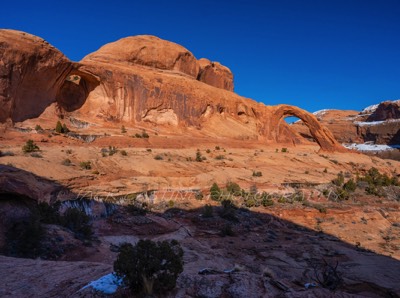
<box><xmin>0</xmin><ymin>30</ymin><xmax>344</xmax><ymax>152</ymax></box>
<box><xmin>0</xmin><ymin>30</ymin><xmax>72</xmax><ymax>123</ymax></box>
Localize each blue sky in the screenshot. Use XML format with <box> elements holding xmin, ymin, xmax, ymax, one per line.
<box><xmin>2</xmin><ymin>0</ymin><xmax>399</xmax><ymax>113</ymax></box>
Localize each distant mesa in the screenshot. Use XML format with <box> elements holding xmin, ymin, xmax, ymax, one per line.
<box><xmin>0</xmin><ymin>29</ymin><xmax>345</xmax><ymax>152</ymax></box>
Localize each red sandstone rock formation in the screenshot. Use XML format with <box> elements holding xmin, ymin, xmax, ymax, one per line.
<box><xmin>0</xmin><ymin>30</ymin><xmax>344</xmax><ymax>152</ymax></box>
<box><xmin>0</xmin><ymin>30</ymin><xmax>72</xmax><ymax>123</ymax></box>
<box><xmin>198</xmin><ymin>58</ymin><xmax>234</xmax><ymax>91</ymax></box>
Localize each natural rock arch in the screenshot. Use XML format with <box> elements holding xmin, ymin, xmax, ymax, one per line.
<box><xmin>268</xmin><ymin>105</ymin><xmax>346</xmax><ymax>152</ymax></box>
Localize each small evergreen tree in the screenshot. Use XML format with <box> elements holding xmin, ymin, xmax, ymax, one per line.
<box><xmin>55</xmin><ymin>121</ymin><xmax>63</xmax><ymax>133</ymax></box>
<box><xmin>22</xmin><ymin>139</ymin><xmax>39</xmax><ymax>153</ymax></box>
<box><xmin>210</xmin><ymin>183</ymin><xmax>221</xmax><ymax>201</ymax></box>
<box><xmin>114</xmin><ymin>239</ymin><xmax>184</xmax><ymax>295</ymax></box>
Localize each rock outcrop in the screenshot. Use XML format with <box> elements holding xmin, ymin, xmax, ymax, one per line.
<box><xmin>82</xmin><ymin>35</ymin><xmax>200</xmax><ymax>78</ymax></box>
<box><xmin>198</xmin><ymin>58</ymin><xmax>234</xmax><ymax>91</ymax></box>
<box><xmin>0</xmin><ymin>30</ymin><xmax>344</xmax><ymax>152</ymax></box>
<box><xmin>0</xmin><ymin>30</ymin><xmax>71</xmax><ymax>123</ymax></box>
<box><xmin>291</xmin><ymin>101</ymin><xmax>400</xmax><ymax>146</ymax></box>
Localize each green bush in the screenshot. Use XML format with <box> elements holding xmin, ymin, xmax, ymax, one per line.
<box><xmin>5</xmin><ymin>214</ymin><xmax>44</xmax><ymax>258</ymax></box>
<box><xmin>62</xmin><ymin>158</ymin><xmax>72</xmax><ymax>166</ymax></box>
<box><xmin>210</xmin><ymin>183</ymin><xmax>221</xmax><ymax>201</ymax></box>
<box><xmin>61</xmin><ymin>208</ymin><xmax>93</xmax><ymax>240</ymax></box>
<box><xmin>196</xmin><ymin>150</ymin><xmax>203</xmax><ymax>162</ymax></box>
<box><xmin>35</xmin><ymin>124</ymin><xmax>43</xmax><ymax>131</ymax></box>
<box><xmin>55</xmin><ymin>121</ymin><xmax>70</xmax><ymax>134</ymax></box>
<box><xmin>80</xmin><ymin>161</ymin><xmax>92</xmax><ymax>170</ymax></box>
<box><xmin>332</xmin><ymin>172</ymin><xmax>344</xmax><ymax>186</ymax></box>
<box><xmin>22</xmin><ymin>139</ymin><xmax>39</xmax><ymax>153</ymax></box>
<box><xmin>219</xmin><ymin>199</ymin><xmax>238</xmax><ymax>222</ymax></box>
<box><xmin>226</xmin><ymin>181</ymin><xmax>241</xmax><ymax>195</ymax></box>
<box><xmin>281</xmin><ymin>148</ymin><xmax>288</xmax><ymax>153</ymax></box>
<box><xmin>343</xmin><ymin>178</ymin><xmax>356</xmax><ymax>192</ymax></box>
<box><xmin>114</xmin><ymin>240</ymin><xmax>184</xmax><ymax>295</ymax></box>
<box><xmin>252</xmin><ymin>171</ymin><xmax>262</xmax><ymax>177</ymax></box>
<box><xmin>202</xmin><ymin>204</ymin><xmax>213</xmax><ymax>218</ymax></box>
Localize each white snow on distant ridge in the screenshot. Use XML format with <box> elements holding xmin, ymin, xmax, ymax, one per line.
<box><xmin>361</xmin><ymin>99</ymin><xmax>400</xmax><ymax>114</ymax></box>
<box><xmin>343</xmin><ymin>143</ymin><xmax>400</xmax><ymax>151</ymax></box>
<box><xmin>312</xmin><ymin>109</ymin><xmax>333</xmax><ymax>116</ymax></box>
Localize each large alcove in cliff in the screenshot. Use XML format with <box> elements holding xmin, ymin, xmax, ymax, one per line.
<box><xmin>56</xmin><ymin>73</ymin><xmax>99</xmax><ymax>112</ymax></box>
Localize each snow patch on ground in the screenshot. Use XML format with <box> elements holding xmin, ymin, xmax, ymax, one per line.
<box><xmin>355</xmin><ymin>119</ymin><xmax>400</xmax><ymax>126</ymax></box>
<box><xmin>343</xmin><ymin>143</ymin><xmax>400</xmax><ymax>151</ymax></box>
<box><xmin>81</xmin><ymin>273</ymin><xmax>123</xmax><ymax>294</ymax></box>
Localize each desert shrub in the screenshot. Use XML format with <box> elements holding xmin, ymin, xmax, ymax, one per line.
<box><xmin>66</xmin><ymin>149</ymin><xmax>73</xmax><ymax>154</ymax></box>
<box><xmin>195</xmin><ymin>191</ymin><xmax>204</xmax><ymax>200</ymax></box>
<box><xmin>55</xmin><ymin>121</ymin><xmax>69</xmax><ymax>133</ymax></box>
<box><xmin>332</xmin><ymin>172</ymin><xmax>344</xmax><ymax>186</ymax></box>
<box><xmin>219</xmin><ymin>199</ymin><xmax>238</xmax><ymax>222</ymax></box>
<box><xmin>196</xmin><ymin>150</ymin><xmax>203</xmax><ymax>162</ymax></box>
<box><xmin>108</xmin><ymin>146</ymin><xmax>118</xmax><ymax>156</ymax></box>
<box><xmin>226</xmin><ymin>181</ymin><xmax>241</xmax><ymax>196</ymax></box>
<box><xmin>146</xmin><ymin>148</ymin><xmax>152</xmax><ymax>152</ymax></box>
<box><xmin>62</xmin><ymin>124</ymin><xmax>70</xmax><ymax>133</ymax></box>
<box><xmin>244</xmin><ymin>198</ymin><xmax>256</xmax><ymax>208</ymax></box>
<box><xmin>323</xmin><ymin>168</ymin><xmax>328</xmax><ymax>173</ymax></box>
<box><xmin>343</xmin><ymin>178</ymin><xmax>356</xmax><ymax>192</ymax></box>
<box><xmin>120</xmin><ymin>150</ymin><xmax>128</xmax><ymax>156</ymax></box>
<box><xmin>141</xmin><ymin>131</ymin><xmax>149</xmax><ymax>138</ymax></box>
<box><xmin>202</xmin><ymin>204</ymin><xmax>213</xmax><ymax>218</ymax></box>
<box><xmin>261</xmin><ymin>193</ymin><xmax>274</xmax><ymax>207</ymax></box>
<box><xmin>37</xmin><ymin>202</ymin><xmax>61</xmax><ymax>224</ymax></box>
<box><xmin>215</xmin><ymin>155</ymin><xmax>225</xmax><ymax>160</ymax></box>
<box><xmin>215</xmin><ymin>146</ymin><xmax>220</xmax><ymax>150</ymax></box>
<box><xmin>35</xmin><ymin>124</ymin><xmax>43</xmax><ymax>131</ymax></box>
<box><xmin>206</xmin><ymin>149</ymin><xmax>211</xmax><ymax>153</ymax></box>
<box><xmin>5</xmin><ymin>214</ymin><xmax>44</xmax><ymax>258</ymax></box>
<box><xmin>210</xmin><ymin>183</ymin><xmax>221</xmax><ymax>201</ymax></box>
<box><xmin>154</xmin><ymin>154</ymin><xmax>163</xmax><ymax>160</ymax></box>
<box><xmin>281</xmin><ymin>147</ymin><xmax>288</xmax><ymax>153</ymax></box>
<box><xmin>62</xmin><ymin>158</ymin><xmax>72</xmax><ymax>166</ymax></box>
<box><xmin>252</xmin><ymin>171</ymin><xmax>262</xmax><ymax>177</ymax></box>
<box><xmin>134</xmin><ymin>133</ymin><xmax>142</xmax><ymax>138</ymax></box>
<box><xmin>114</xmin><ymin>239</ymin><xmax>184</xmax><ymax>295</ymax></box>
<box><xmin>22</xmin><ymin>139</ymin><xmax>39</xmax><ymax>153</ymax></box>
<box><xmin>80</xmin><ymin>161</ymin><xmax>92</xmax><ymax>170</ymax></box>
<box><xmin>61</xmin><ymin>208</ymin><xmax>93</xmax><ymax>240</ymax></box>
<box><xmin>55</xmin><ymin>120</ymin><xmax>63</xmax><ymax>133</ymax></box>
<box><xmin>121</xmin><ymin>125</ymin><xmax>127</xmax><ymax>133</ymax></box>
